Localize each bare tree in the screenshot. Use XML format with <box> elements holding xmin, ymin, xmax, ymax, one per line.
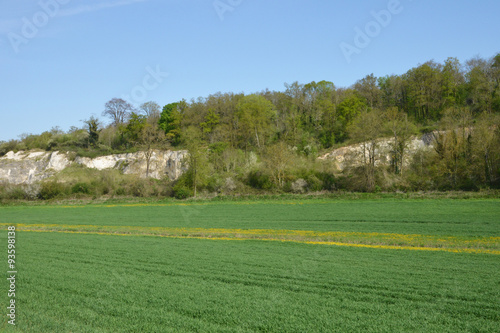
<box><xmin>348</xmin><ymin>109</ymin><xmax>385</xmax><ymax>191</ymax></box>
<box><xmin>102</xmin><ymin>98</ymin><xmax>134</xmax><ymax>127</ymax></box>
<box><xmin>264</xmin><ymin>142</ymin><xmax>294</xmax><ymax>188</ymax></box>
<box><xmin>139</xmin><ymin>101</ymin><xmax>161</xmax><ymax>124</ymax></box>
<box><xmin>385</xmin><ymin>107</ymin><xmax>417</xmax><ymax>176</ymax></box>
<box><xmin>139</xmin><ymin>123</ymin><xmax>165</xmax><ymax>177</ymax></box>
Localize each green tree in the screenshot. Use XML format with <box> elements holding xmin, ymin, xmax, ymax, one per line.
<box><xmin>336</xmin><ymin>91</ymin><xmax>366</xmax><ymax>142</ymax></box>
<box><xmin>378</xmin><ymin>75</ymin><xmax>404</xmax><ymax>110</ymax></box>
<box><xmin>465</xmin><ymin>56</ymin><xmax>494</xmax><ymax>114</ymax></box>
<box><xmin>124</xmin><ymin>112</ymin><xmax>147</xmax><ymax>143</ymax></box>
<box><xmin>403</xmin><ymin>61</ymin><xmax>443</xmax><ymax>120</ymax></box>
<box><xmin>302</xmin><ymin>80</ymin><xmax>336</xmax><ymax>132</ymax></box>
<box><xmin>83</xmin><ymin>116</ymin><xmax>100</xmax><ymax>148</ymax></box>
<box><xmin>200</xmin><ymin>109</ymin><xmax>220</xmax><ymax>143</ymax></box>
<box><xmin>236</xmin><ymin>94</ymin><xmax>276</xmax><ymax>149</ymax></box>
<box><xmin>183</xmin><ymin>127</ymin><xmax>209</xmax><ymax>197</ymax></box>
<box><xmin>441</xmin><ymin>57</ymin><xmax>465</xmax><ymax>109</ymax></box>
<box><xmin>470</xmin><ymin>113</ymin><xmax>500</xmax><ymax>187</ymax></box>
<box><xmin>432</xmin><ymin>107</ymin><xmax>473</xmax><ymax>189</ymax></box>
<box><xmin>159</xmin><ymin>102</ymin><xmax>183</xmax><ymax>145</ymax></box>
<box><xmin>491</xmin><ymin>54</ymin><xmax>500</xmax><ymax>112</ymax></box>
<box><xmin>354</xmin><ymin>73</ymin><xmax>382</xmax><ymax>108</ymax></box>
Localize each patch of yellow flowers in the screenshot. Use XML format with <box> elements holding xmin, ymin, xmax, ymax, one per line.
<box><xmin>1</xmin><ymin>223</ymin><xmax>498</xmax><ymax>255</ymax></box>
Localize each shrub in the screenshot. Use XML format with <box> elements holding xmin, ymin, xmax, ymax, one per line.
<box><xmin>38</xmin><ymin>181</ymin><xmax>69</xmax><ymax>200</ymax></box>
<box><xmin>0</xmin><ymin>140</ymin><xmax>20</xmax><ymax>156</ymax></box>
<box><xmin>172</xmin><ymin>184</ymin><xmax>193</xmax><ymax>199</ymax></box>
<box><xmin>115</xmin><ymin>187</ymin><xmax>127</xmax><ymax>196</ymax></box>
<box><xmin>71</xmin><ymin>182</ymin><xmax>91</xmax><ymax>194</ymax></box>
<box><xmin>304</xmin><ymin>174</ymin><xmax>322</xmax><ymax>192</ymax></box>
<box><xmin>3</xmin><ymin>186</ymin><xmax>29</xmax><ymax>200</ymax></box>
<box><xmin>206</xmin><ymin>175</ymin><xmax>223</xmax><ymax>193</ymax></box>
<box><xmin>317</xmin><ymin>172</ymin><xmax>336</xmax><ymax>191</ymax></box>
<box><xmin>130</xmin><ymin>179</ymin><xmax>153</xmax><ymax>197</ymax></box>
<box><xmin>247</xmin><ymin>170</ymin><xmax>274</xmax><ymax>190</ymax></box>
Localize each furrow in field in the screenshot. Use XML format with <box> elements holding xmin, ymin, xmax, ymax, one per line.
<box><xmin>1</xmin><ymin>223</ymin><xmax>499</xmax><ymax>254</ymax></box>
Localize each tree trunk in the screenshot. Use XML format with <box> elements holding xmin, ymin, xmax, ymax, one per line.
<box><xmin>254</xmin><ymin>127</ymin><xmax>261</xmax><ymax>148</ymax></box>
<box><xmin>145</xmin><ymin>150</ymin><xmax>152</xmax><ymax>178</ymax></box>
<box><xmin>193</xmin><ymin>157</ymin><xmax>197</xmax><ymax>197</ymax></box>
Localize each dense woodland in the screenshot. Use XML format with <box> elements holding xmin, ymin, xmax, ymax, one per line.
<box><xmin>1</xmin><ymin>54</ymin><xmax>500</xmax><ymax>199</ymax></box>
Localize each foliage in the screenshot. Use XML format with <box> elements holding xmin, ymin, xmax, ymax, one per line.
<box><xmin>3</xmin><ymin>53</ymin><xmax>500</xmax><ymax>198</ymax></box>
<box><xmin>159</xmin><ymin>101</ymin><xmax>183</xmax><ymax>145</ymax></box>
<box><xmin>83</xmin><ymin>116</ymin><xmax>100</xmax><ymax>148</ymax></box>
<box><xmin>172</xmin><ymin>183</ymin><xmax>193</xmax><ymax>199</ymax></box>
<box><xmin>71</xmin><ymin>182</ymin><xmax>92</xmax><ymax>195</ymax></box>
<box><xmin>183</xmin><ymin>127</ymin><xmax>210</xmax><ymax>197</ymax></box>
<box><xmin>236</xmin><ymin>94</ymin><xmax>276</xmax><ymax>149</ymax></box>
<box><xmin>38</xmin><ymin>180</ymin><xmax>69</xmax><ymax>200</ymax></box>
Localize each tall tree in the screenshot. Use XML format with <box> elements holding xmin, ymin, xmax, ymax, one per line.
<box><xmin>403</xmin><ymin>61</ymin><xmax>443</xmax><ymax>120</ymax></box>
<box><xmin>492</xmin><ymin>54</ymin><xmax>500</xmax><ymax>112</ymax></box>
<box><xmin>139</xmin><ymin>101</ymin><xmax>161</xmax><ymax>124</ymax></box>
<box><xmin>465</xmin><ymin>57</ymin><xmax>494</xmax><ymax>114</ymax></box>
<box><xmin>470</xmin><ymin>112</ymin><xmax>500</xmax><ymax>187</ymax></box>
<box><xmin>83</xmin><ymin>116</ymin><xmax>100</xmax><ymax>148</ymax></box>
<box><xmin>159</xmin><ymin>102</ymin><xmax>183</xmax><ymax>145</ymax></box>
<box><xmin>264</xmin><ymin>142</ymin><xmax>294</xmax><ymax>188</ymax></box>
<box><xmin>236</xmin><ymin>94</ymin><xmax>275</xmax><ymax>149</ymax></box>
<box><xmin>124</xmin><ymin>112</ymin><xmax>147</xmax><ymax>142</ymax></box>
<box><xmin>139</xmin><ymin>123</ymin><xmax>165</xmax><ymax>178</ymax></box>
<box><xmin>432</xmin><ymin>107</ymin><xmax>473</xmax><ymax>189</ymax></box>
<box><xmin>384</xmin><ymin>107</ymin><xmax>417</xmax><ymax>175</ymax></box>
<box><xmin>103</xmin><ymin>98</ymin><xmax>134</xmax><ymax>127</ymax></box>
<box><xmin>347</xmin><ymin>109</ymin><xmax>385</xmax><ymax>191</ymax></box>
<box><xmin>378</xmin><ymin>75</ymin><xmax>405</xmax><ymax>110</ymax></box>
<box><xmin>335</xmin><ymin>90</ymin><xmax>366</xmax><ymax>142</ymax></box>
<box><xmin>441</xmin><ymin>57</ymin><xmax>465</xmax><ymax>109</ymax></box>
<box><xmin>200</xmin><ymin>109</ymin><xmax>220</xmax><ymax>143</ymax></box>
<box><xmin>183</xmin><ymin>127</ymin><xmax>209</xmax><ymax>197</ymax></box>
<box><xmin>354</xmin><ymin>73</ymin><xmax>382</xmax><ymax>108</ymax></box>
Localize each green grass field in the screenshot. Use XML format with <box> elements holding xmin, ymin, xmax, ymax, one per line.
<box><xmin>1</xmin><ymin>199</ymin><xmax>499</xmax><ymax>332</ymax></box>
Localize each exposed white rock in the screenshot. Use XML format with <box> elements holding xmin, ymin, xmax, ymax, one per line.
<box><xmin>318</xmin><ymin>135</ymin><xmax>434</xmax><ymax>171</ymax></box>
<box><xmin>48</xmin><ymin>152</ymin><xmax>71</xmax><ymax>171</ymax></box>
<box><xmin>0</xmin><ymin>149</ymin><xmax>188</xmax><ymax>184</ymax></box>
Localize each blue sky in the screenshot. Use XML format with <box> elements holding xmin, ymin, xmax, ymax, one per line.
<box><xmin>1</xmin><ymin>0</ymin><xmax>499</xmax><ymax>141</ymax></box>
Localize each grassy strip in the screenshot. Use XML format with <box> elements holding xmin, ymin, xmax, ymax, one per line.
<box><xmin>4</xmin><ymin>223</ymin><xmax>499</xmax><ymax>253</ymax></box>
<box><xmin>1</xmin><ymin>190</ymin><xmax>499</xmax><ymax>206</ymax></box>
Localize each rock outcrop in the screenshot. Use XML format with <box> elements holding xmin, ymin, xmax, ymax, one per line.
<box><xmin>318</xmin><ymin>134</ymin><xmax>435</xmax><ymax>171</ymax></box>
<box><xmin>0</xmin><ymin>150</ymin><xmax>187</xmax><ymax>185</ymax></box>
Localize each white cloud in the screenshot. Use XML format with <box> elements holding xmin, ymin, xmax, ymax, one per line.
<box><xmin>57</xmin><ymin>0</ymin><xmax>148</xmax><ymax>17</ymax></box>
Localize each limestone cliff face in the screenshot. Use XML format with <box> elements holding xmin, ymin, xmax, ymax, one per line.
<box><xmin>0</xmin><ymin>150</ymin><xmax>188</xmax><ymax>184</ymax></box>
<box><xmin>317</xmin><ymin>134</ymin><xmax>435</xmax><ymax>171</ymax></box>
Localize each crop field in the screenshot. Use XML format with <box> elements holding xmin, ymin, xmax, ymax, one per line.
<box><xmin>1</xmin><ymin>198</ymin><xmax>499</xmax><ymax>332</ymax></box>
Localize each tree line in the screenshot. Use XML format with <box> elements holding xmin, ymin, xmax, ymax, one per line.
<box><xmin>1</xmin><ymin>54</ymin><xmax>499</xmax><ymax>197</ymax></box>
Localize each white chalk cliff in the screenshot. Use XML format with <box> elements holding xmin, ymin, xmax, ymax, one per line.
<box><xmin>0</xmin><ymin>150</ymin><xmax>188</xmax><ymax>184</ymax></box>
